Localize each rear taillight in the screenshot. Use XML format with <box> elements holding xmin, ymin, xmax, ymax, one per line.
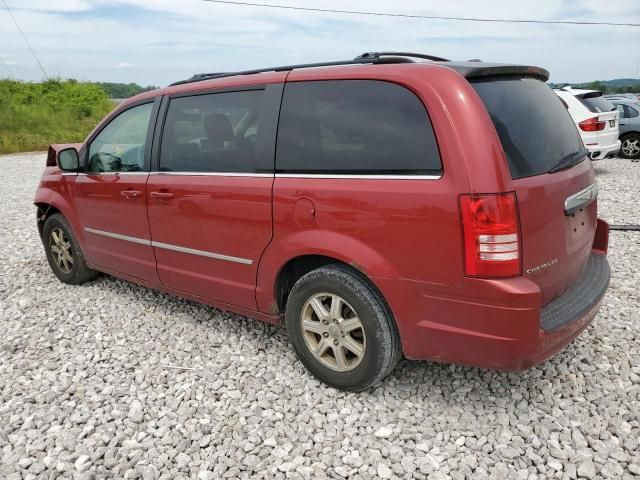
<box><xmin>579</xmin><ymin>117</ymin><xmax>606</xmax><ymax>131</ymax></box>
<box><xmin>459</xmin><ymin>193</ymin><xmax>521</xmax><ymax>278</ymax></box>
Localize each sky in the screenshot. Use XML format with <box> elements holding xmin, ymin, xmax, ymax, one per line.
<box><xmin>1</xmin><ymin>0</ymin><xmax>639</xmax><ymax>87</ymax></box>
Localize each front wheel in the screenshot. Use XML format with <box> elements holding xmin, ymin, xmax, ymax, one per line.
<box><xmin>285</xmin><ymin>265</ymin><xmax>401</xmax><ymax>391</ymax></box>
<box><xmin>620</xmin><ymin>134</ymin><xmax>640</xmax><ymax>160</ymax></box>
<box><xmin>42</xmin><ymin>213</ymin><xmax>99</xmax><ymax>284</ymax></box>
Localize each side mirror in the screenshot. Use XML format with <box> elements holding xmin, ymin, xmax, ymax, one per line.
<box><xmin>58</xmin><ymin>148</ymin><xmax>79</xmax><ymax>172</ymax></box>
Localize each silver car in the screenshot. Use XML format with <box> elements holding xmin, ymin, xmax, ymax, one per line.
<box><xmin>609</xmin><ymin>99</ymin><xmax>640</xmax><ymax>160</ymax></box>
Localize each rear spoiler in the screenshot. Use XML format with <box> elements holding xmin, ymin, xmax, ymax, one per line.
<box><xmin>439</xmin><ymin>61</ymin><xmax>549</xmax><ymax>82</ymax></box>
<box><xmin>575</xmin><ymin>91</ymin><xmax>604</xmax><ymax>99</ymax></box>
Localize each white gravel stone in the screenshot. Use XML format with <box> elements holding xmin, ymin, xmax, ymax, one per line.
<box><xmin>74</xmin><ymin>455</ymin><xmax>91</xmax><ymax>472</ymax></box>
<box><xmin>377</xmin><ymin>462</ymin><xmax>393</xmax><ymax>479</ymax></box>
<box><xmin>128</xmin><ymin>400</ymin><xmax>144</xmax><ymax>423</ymax></box>
<box><xmin>548</xmin><ymin>457</ymin><xmax>563</xmax><ymax>471</ymax></box>
<box><xmin>0</xmin><ymin>152</ymin><xmax>638</xmax><ymax>479</ymax></box>
<box><xmin>577</xmin><ymin>459</ymin><xmax>597</xmax><ymax>478</ymax></box>
<box><xmin>263</xmin><ymin>437</ymin><xmax>277</xmax><ymax>447</ymax></box>
<box><xmin>374</xmin><ymin>426</ymin><xmax>394</xmax><ymax>438</ymax></box>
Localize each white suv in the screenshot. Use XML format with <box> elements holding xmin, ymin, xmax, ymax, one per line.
<box><xmin>555</xmin><ymin>88</ymin><xmax>620</xmax><ymax>160</ymax></box>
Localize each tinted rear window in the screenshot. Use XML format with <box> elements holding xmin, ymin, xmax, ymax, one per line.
<box><xmin>276</xmin><ymin>80</ymin><xmax>441</xmax><ymax>175</ymax></box>
<box><xmin>578</xmin><ymin>95</ymin><xmax>615</xmax><ymax>113</ymax></box>
<box><xmin>160</xmin><ymin>90</ymin><xmax>264</xmax><ymax>173</ymax></box>
<box><xmin>472</xmin><ymin>77</ymin><xmax>583</xmax><ymax>179</ymax></box>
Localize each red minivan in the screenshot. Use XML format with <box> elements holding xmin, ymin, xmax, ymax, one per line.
<box><xmin>35</xmin><ymin>52</ymin><xmax>610</xmax><ymax>391</ymax></box>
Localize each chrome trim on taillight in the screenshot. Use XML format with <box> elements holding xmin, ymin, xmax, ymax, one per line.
<box><xmin>479</xmin><ymin>251</ymin><xmax>519</xmax><ymax>261</ymax></box>
<box><xmin>479</xmin><ymin>242</ymin><xmax>519</xmax><ymax>253</ymax></box>
<box><xmin>478</xmin><ymin>233</ymin><xmax>518</xmax><ymax>243</ymax></box>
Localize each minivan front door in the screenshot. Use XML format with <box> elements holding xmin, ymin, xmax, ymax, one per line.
<box><xmin>75</xmin><ymin>100</ymin><xmax>160</xmax><ymax>283</ymax></box>
<box><xmin>146</xmin><ymin>85</ymin><xmax>282</xmax><ymax>309</ymax></box>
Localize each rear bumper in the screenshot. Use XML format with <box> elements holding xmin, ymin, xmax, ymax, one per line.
<box><xmin>376</xmin><ymin>221</ymin><xmax>611</xmax><ymax>370</ymax></box>
<box><xmin>587</xmin><ymin>139</ymin><xmax>621</xmax><ymax>160</ymax></box>
<box><xmin>540</xmin><ymin>253</ymin><xmax>609</xmax><ymax>331</ymax></box>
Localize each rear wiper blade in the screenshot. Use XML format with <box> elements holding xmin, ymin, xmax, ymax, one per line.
<box><xmin>548</xmin><ymin>148</ymin><xmax>589</xmax><ymax>173</ymax></box>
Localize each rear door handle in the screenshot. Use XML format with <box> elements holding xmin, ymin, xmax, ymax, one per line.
<box><xmin>121</xmin><ymin>189</ymin><xmax>142</xmax><ymax>199</ymax></box>
<box><xmin>150</xmin><ymin>191</ymin><xmax>174</xmax><ymax>200</ymax></box>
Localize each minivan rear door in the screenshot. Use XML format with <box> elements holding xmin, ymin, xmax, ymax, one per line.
<box><xmin>472</xmin><ymin>77</ymin><xmax>598</xmax><ymax>306</ymax></box>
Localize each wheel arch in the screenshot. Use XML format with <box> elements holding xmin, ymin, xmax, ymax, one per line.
<box><xmin>35</xmin><ymin>202</ymin><xmax>62</xmax><ymax>238</ymax></box>
<box><xmin>34</xmin><ymin>189</ymin><xmax>81</xmax><ymax>243</ymax></box>
<box><xmin>620</xmin><ymin>130</ymin><xmax>640</xmax><ymax>139</ymax></box>
<box><xmin>274</xmin><ymin>255</ymin><xmax>356</xmax><ymax>314</ymax></box>
<box><xmin>255</xmin><ymin>230</ymin><xmax>401</xmax><ymax>316</ymax></box>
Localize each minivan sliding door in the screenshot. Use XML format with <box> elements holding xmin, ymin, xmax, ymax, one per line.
<box><xmin>147</xmin><ymin>84</ymin><xmax>282</xmax><ymax>310</ymax></box>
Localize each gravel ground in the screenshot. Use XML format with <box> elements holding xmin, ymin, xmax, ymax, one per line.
<box><xmin>0</xmin><ymin>152</ymin><xmax>638</xmax><ymax>480</ymax></box>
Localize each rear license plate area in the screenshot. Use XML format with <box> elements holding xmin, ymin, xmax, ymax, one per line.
<box><xmin>566</xmin><ymin>208</ymin><xmax>594</xmax><ymax>247</ymax></box>
<box><xmin>609</xmin><ymin>120</ymin><xmax>615</xmax><ymax>127</ymax></box>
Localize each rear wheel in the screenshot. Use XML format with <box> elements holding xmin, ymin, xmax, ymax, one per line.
<box><xmin>285</xmin><ymin>265</ymin><xmax>401</xmax><ymax>391</ymax></box>
<box><xmin>43</xmin><ymin>214</ymin><xmax>99</xmax><ymax>284</ymax></box>
<box><xmin>620</xmin><ymin>134</ymin><xmax>640</xmax><ymax>160</ymax></box>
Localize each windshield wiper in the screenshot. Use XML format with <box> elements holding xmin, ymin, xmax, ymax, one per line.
<box><xmin>548</xmin><ymin>148</ymin><xmax>589</xmax><ymax>173</ymax></box>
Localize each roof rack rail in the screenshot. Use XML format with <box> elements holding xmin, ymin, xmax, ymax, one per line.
<box><xmin>170</xmin><ymin>51</ymin><xmax>448</xmax><ymax>86</ymax></box>
<box><xmin>170</xmin><ymin>58</ymin><xmax>382</xmax><ymax>86</ymax></box>
<box><xmin>354</xmin><ymin>51</ymin><xmax>449</xmax><ymax>62</ymax></box>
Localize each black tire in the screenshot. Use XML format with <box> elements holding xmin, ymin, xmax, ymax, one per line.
<box><xmin>42</xmin><ymin>213</ymin><xmax>99</xmax><ymax>285</ymax></box>
<box><xmin>620</xmin><ymin>133</ymin><xmax>640</xmax><ymax>160</ymax></box>
<box><xmin>285</xmin><ymin>265</ymin><xmax>402</xmax><ymax>391</ymax></box>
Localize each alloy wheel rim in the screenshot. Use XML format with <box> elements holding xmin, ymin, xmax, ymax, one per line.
<box><xmin>300</xmin><ymin>292</ymin><xmax>366</xmax><ymax>372</ymax></box>
<box><xmin>622</xmin><ymin>139</ymin><xmax>640</xmax><ymax>156</ymax></box>
<box><xmin>49</xmin><ymin>227</ymin><xmax>73</xmax><ymax>274</ymax></box>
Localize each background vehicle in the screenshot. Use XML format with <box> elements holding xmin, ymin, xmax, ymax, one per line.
<box><xmin>605</xmin><ymin>93</ymin><xmax>640</xmax><ymax>102</ymax></box>
<box><xmin>35</xmin><ymin>53</ymin><xmax>610</xmax><ymax>391</ymax></box>
<box><xmin>608</xmin><ymin>98</ymin><xmax>640</xmax><ymax>160</ymax></box>
<box><xmin>555</xmin><ymin>87</ymin><xmax>620</xmax><ymax>160</ymax></box>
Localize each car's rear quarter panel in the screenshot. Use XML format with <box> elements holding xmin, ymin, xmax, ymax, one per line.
<box><xmin>257</xmin><ymin>64</ymin><xmax>511</xmax><ymax>346</ymax></box>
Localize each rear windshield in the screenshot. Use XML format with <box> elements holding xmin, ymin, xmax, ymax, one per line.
<box><xmin>472</xmin><ymin>77</ymin><xmax>583</xmax><ymax>179</ymax></box>
<box><xmin>578</xmin><ymin>95</ymin><xmax>616</xmax><ymax>113</ymax></box>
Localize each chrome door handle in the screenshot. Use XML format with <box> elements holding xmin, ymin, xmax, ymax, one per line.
<box><xmin>121</xmin><ymin>189</ymin><xmax>142</xmax><ymax>199</ymax></box>
<box><xmin>150</xmin><ymin>191</ymin><xmax>174</xmax><ymax>200</ymax></box>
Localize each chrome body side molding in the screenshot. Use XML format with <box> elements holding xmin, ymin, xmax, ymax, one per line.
<box><xmin>83</xmin><ymin>228</ymin><xmax>252</xmax><ymax>265</ymax></box>
<box><xmin>84</xmin><ymin>227</ymin><xmax>151</xmax><ymax>246</ymax></box>
<box><xmin>274</xmin><ymin>173</ymin><xmax>442</xmax><ymax>180</ymax></box>
<box><xmin>151</xmin><ymin>241</ymin><xmax>253</xmax><ymax>265</ymax></box>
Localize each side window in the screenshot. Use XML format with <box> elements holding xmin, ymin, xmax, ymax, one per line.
<box><xmin>88</xmin><ymin>103</ymin><xmax>154</xmax><ymax>173</ymax></box>
<box><xmin>615</xmin><ymin>104</ymin><xmax>626</xmax><ymax>118</ymax></box>
<box><xmin>276</xmin><ymin>80</ymin><xmax>441</xmax><ymax>175</ymax></box>
<box><xmin>626</xmin><ymin>105</ymin><xmax>639</xmax><ymax>118</ymax></box>
<box><xmin>159</xmin><ymin>90</ymin><xmax>264</xmax><ymax>173</ymax></box>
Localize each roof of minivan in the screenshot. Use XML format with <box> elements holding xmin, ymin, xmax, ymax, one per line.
<box><xmin>122</xmin><ymin>59</ymin><xmax>549</xmax><ymax>107</ymax></box>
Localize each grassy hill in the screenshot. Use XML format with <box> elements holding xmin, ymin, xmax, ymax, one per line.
<box><xmin>0</xmin><ymin>79</ymin><xmax>114</xmax><ymax>154</ymax></box>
